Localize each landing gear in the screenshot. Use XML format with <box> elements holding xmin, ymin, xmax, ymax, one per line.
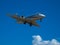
<box><xmin>30</xmin><ymin>23</ymin><xmax>32</xmax><ymax>26</ymax></box>
<box><xmin>24</xmin><ymin>21</ymin><xmax>26</xmax><ymax>24</ymax></box>
<box><xmin>40</xmin><ymin>18</ymin><xmax>42</xmax><ymax>22</ymax></box>
<box><xmin>24</xmin><ymin>22</ymin><xmax>26</xmax><ymax>24</ymax></box>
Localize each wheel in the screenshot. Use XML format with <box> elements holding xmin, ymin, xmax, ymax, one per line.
<box><xmin>40</xmin><ymin>18</ymin><xmax>42</xmax><ymax>22</ymax></box>
<box><xmin>30</xmin><ymin>23</ymin><xmax>32</xmax><ymax>26</ymax></box>
<box><xmin>24</xmin><ymin>21</ymin><xmax>26</xmax><ymax>24</ymax></box>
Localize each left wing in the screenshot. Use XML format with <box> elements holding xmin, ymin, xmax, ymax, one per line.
<box><xmin>7</xmin><ymin>13</ymin><xmax>20</xmax><ymax>19</ymax></box>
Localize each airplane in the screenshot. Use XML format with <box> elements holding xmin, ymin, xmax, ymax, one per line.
<box><xmin>7</xmin><ymin>13</ymin><xmax>45</xmax><ymax>27</ymax></box>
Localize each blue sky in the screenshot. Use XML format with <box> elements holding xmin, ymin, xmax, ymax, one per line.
<box><xmin>0</xmin><ymin>0</ymin><xmax>60</xmax><ymax>45</ymax></box>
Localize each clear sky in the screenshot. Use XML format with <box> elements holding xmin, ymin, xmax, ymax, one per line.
<box><xmin>0</xmin><ymin>0</ymin><xmax>60</xmax><ymax>45</ymax></box>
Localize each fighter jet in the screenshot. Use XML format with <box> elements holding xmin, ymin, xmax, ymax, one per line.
<box><xmin>7</xmin><ymin>13</ymin><xmax>45</xmax><ymax>27</ymax></box>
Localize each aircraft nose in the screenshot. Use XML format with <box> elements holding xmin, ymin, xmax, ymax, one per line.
<box><xmin>39</xmin><ymin>13</ymin><xmax>46</xmax><ymax>17</ymax></box>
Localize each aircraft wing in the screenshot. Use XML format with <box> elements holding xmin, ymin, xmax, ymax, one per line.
<box><xmin>7</xmin><ymin>13</ymin><xmax>20</xmax><ymax>19</ymax></box>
